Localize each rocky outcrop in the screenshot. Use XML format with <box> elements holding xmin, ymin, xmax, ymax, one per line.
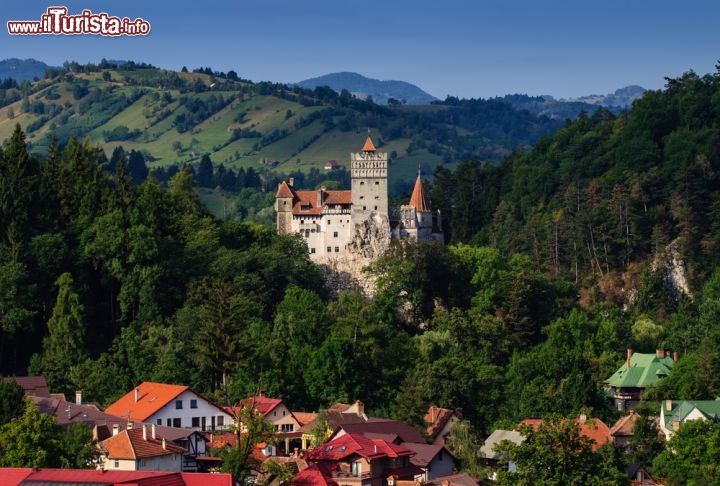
<box><xmin>319</xmin><ymin>213</ymin><xmax>391</xmax><ymax>297</ymax></box>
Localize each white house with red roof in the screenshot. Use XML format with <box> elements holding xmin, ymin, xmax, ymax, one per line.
<box><xmin>99</xmin><ymin>424</ymin><xmax>186</xmax><ymax>472</ymax></box>
<box><xmin>228</xmin><ymin>391</ymin><xmax>302</xmax><ymax>454</ymax></box>
<box><xmin>104</xmin><ymin>382</ymin><xmax>232</xmax><ymax>432</ymax></box>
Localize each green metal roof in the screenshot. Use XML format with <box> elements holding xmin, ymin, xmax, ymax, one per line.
<box><xmin>662</xmin><ymin>399</ymin><xmax>720</xmax><ymax>430</ymax></box>
<box><xmin>604</xmin><ymin>353</ymin><xmax>674</xmax><ymax>388</ymax></box>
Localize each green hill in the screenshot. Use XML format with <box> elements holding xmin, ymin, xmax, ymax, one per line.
<box><xmin>0</xmin><ymin>61</ymin><xmax>573</xmax><ymax>191</ymax></box>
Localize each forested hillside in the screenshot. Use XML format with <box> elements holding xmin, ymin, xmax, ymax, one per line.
<box><xmin>3</xmin><ymin>65</ymin><xmax>720</xmax><ymax>480</ymax></box>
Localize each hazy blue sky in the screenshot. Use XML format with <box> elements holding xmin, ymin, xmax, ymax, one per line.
<box><xmin>4</xmin><ymin>0</ymin><xmax>719</xmax><ymax>99</ymax></box>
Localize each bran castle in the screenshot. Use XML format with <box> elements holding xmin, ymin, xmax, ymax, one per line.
<box><xmin>274</xmin><ymin>136</ymin><xmax>443</xmax><ymax>266</ymax></box>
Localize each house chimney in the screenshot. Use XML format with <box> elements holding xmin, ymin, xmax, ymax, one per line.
<box><xmin>143</xmin><ymin>424</ymin><xmax>147</xmax><ymax>441</ymax></box>
<box><xmin>135</xmin><ymin>387</ymin><xmax>141</xmax><ymax>402</ymax></box>
<box><xmin>152</xmin><ymin>424</ymin><xmax>156</xmax><ymax>440</ymax></box>
<box><xmin>112</xmin><ymin>424</ymin><xmax>119</xmax><ymax>436</ymax></box>
<box><xmin>579</xmin><ymin>413</ymin><xmax>587</xmax><ymax>423</ymax></box>
<box><xmin>258</xmin><ymin>389</ymin><xmax>265</xmax><ymax>398</ymax></box>
<box><xmin>355</xmin><ymin>400</ymin><xmax>364</xmax><ymax>418</ymax></box>
<box><xmin>673</xmin><ymin>351</ymin><xmax>679</xmax><ymax>362</ymax></box>
<box><xmin>430</xmin><ymin>406</ymin><xmax>436</xmax><ymax>423</ymax></box>
<box><xmin>626</xmin><ymin>348</ymin><xmax>633</xmax><ymax>369</ymax></box>
<box><xmin>656</xmin><ymin>348</ymin><xmax>665</xmax><ymax>359</ymax></box>
<box><xmin>288</xmin><ymin>177</ymin><xmax>294</xmax><ymax>187</ymax></box>
<box><xmin>75</xmin><ymin>390</ymin><xmax>82</xmax><ymax>405</ymax></box>
<box><xmin>127</xmin><ymin>421</ymin><xmax>133</xmax><ymax>430</ymax></box>
<box><xmin>666</xmin><ymin>399</ymin><xmax>673</xmax><ymax>411</ymax></box>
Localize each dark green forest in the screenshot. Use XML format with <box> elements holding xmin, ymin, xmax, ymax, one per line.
<box><xmin>3</xmin><ymin>66</ymin><xmax>720</xmax><ymax>480</ymax></box>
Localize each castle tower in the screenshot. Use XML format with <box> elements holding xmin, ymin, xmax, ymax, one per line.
<box><xmin>409</xmin><ymin>174</ymin><xmax>433</xmax><ymax>240</ymax></box>
<box><xmin>351</xmin><ymin>135</ymin><xmax>388</xmax><ymax>223</ymax></box>
<box><xmin>274</xmin><ymin>179</ymin><xmax>295</xmax><ymax>234</ymax></box>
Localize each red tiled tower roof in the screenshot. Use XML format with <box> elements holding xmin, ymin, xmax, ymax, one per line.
<box><xmin>362</xmin><ymin>136</ymin><xmax>376</xmax><ymax>152</ymax></box>
<box><xmin>409</xmin><ymin>175</ymin><xmax>430</xmax><ymax>212</ymax></box>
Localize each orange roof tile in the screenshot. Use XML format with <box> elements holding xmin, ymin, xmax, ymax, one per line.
<box><xmin>609</xmin><ymin>410</ymin><xmax>641</xmax><ymax>438</ymax></box>
<box><xmin>276</xmin><ymin>181</ymin><xmax>295</xmax><ymax>199</ymax></box>
<box><xmin>424</xmin><ymin>406</ymin><xmax>456</xmax><ymax>439</ymax></box>
<box><xmin>104</xmin><ymin>382</ymin><xmax>188</xmax><ymax>422</ymax></box>
<box><xmin>409</xmin><ymin>175</ymin><xmax>430</xmax><ymax>212</ymax></box>
<box><xmin>293</xmin><ymin>412</ymin><xmax>318</xmax><ymax>426</ymax></box>
<box><xmin>520</xmin><ymin>417</ymin><xmax>612</xmax><ymax>452</ymax></box>
<box><xmin>292</xmin><ymin>190</ymin><xmax>352</xmax><ymax>216</ymax></box>
<box><xmin>362</xmin><ymin>136</ymin><xmax>376</xmax><ymax>152</ymax></box>
<box><xmin>101</xmin><ymin>427</ymin><xmax>185</xmax><ymax>460</ymax></box>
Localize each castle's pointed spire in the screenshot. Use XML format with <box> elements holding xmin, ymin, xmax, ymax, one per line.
<box><xmin>362</xmin><ymin>136</ymin><xmax>376</xmax><ymax>152</ymax></box>
<box><xmin>410</xmin><ymin>174</ymin><xmax>430</xmax><ymax>212</ymax></box>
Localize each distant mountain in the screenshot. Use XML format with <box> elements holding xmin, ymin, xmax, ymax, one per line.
<box><xmin>0</xmin><ymin>58</ymin><xmax>49</xmax><ymax>82</ymax></box>
<box><xmin>563</xmin><ymin>85</ymin><xmax>646</xmax><ymax>108</ymax></box>
<box><xmin>295</xmin><ymin>72</ymin><xmax>438</xmax><ymax>105</ymax></box>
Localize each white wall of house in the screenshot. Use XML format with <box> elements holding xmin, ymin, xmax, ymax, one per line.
<box><xmin>146</xmin><ymin>390</ymin><xmax>231</xmax><ymax>431</ymax></box>
<box><xmin>103</xmin><ymin>454</ymin><xmax>182</xmax><ymax>472</ymax></box>
<box><xmin>266</xmin><ymin>403</ymin><xmax>300</xmax><ymax>433</ymax></box>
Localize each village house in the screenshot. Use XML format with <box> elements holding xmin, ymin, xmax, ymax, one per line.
<box><xmin>424</xmin><ymin>406</ymin><xmax>462</xmax><ymax>446</ymax></box>
<box><xmin>227</xmin><ymin>391</ymin><xmax>303</xmax><ymax>454</ymax></box>
<box><xmin>659</xmin><ymin>398</ymin><xmax>720</xmax><ymax>440</ymax></box>
<box><xmin>604</xmin><ymin>348</ymin><xmax>676</xmax><ymax>411</ymax></box>
<box><xmin>304</xmin><ymin>432</ymin><xmax>422</xmax><ymax>486</ymax></box>
<box><xmin>520</xmin><ymin>415</ymin><xmax>612</xmax><ymax>452</ymax></box>
<box><xmin>99</xmin><ymin>424</ymin><xmax>186</xmax><ymax>472</ymax></box>
<box><xmin>104</xmin><ymin>382</ymin><xmax>232</xmax><ymax>432</ymax></box>
<box><xmin>479</xmin><ymin>429</ymin><xmax>524</xmax><ymax>479</ymax></box>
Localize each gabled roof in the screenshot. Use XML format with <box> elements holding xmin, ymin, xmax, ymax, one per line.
<box><xmin>609</xmin><ymin>410</ymin><xmax>642</xmax><ymax>438</ymax></box>
<box><xmin>32</xmin><ymin>395</ymin><xmax>125</xmax><ymax>433</ymax></box>
<box><xmin>306</xmin><ymin>433</ymin><xmax>414</xmax><ymax>462</ymax></box>
<box><xmin>276</xmin><ymin>181</ymin><xmax>295</xmax><ymax>198</ymax></box>
<box><xmin>479</xmin><ymin>429</ymin><xmax>524</xmax><ymax>460</ymax></box>
<box><xmin>238</xmin><ymin>395</ymin><xmax>283</xmax><ymax>416</ymax></box>
<box><xmin>409</xmin><ymin>175</ymin><xmax>430</xmax><ymax>212</ymax></box>
<box><xmin>431</xmin><ymin>472</ymin><xmax>480</xmax><ymax>486</ymax></box>
<box><xmin>0</xmin><ymin>468</ymin><xmax>186</xmax><ymax>485</ymax></box>
<box><xmin>101</xmin><ymin>426</ymin><xmax>186</xmax><ymax>460</ymax></box>
<box><xmin>104</xmin><ymin>382</ymin><xmax>191</xmax><ymax>422</ymax></box>
<box><xmin>337</xmin><ymin>419</ymin><xmax>427</xmax><ymax>444</ymax></box>
<box><xmin>4</xmin><ymin>376</ymin><xmax>51</xmax><ymax>398</ymax></box>
<box><xmin>424</xmin><ymin>406</ymin><xmax>458</xmax><ymax>440</ymax></box>
<box><xmin>294</xmin><ymin>412</ymin><xmax>318</xmax><ymax>426</ymax></box>
<box><xmin>403</xmin><ymin>442</ymin><xmax>453</xmax><ymax>468</ymax></box>
<box><xmin>292</xmin><ymin>464</ymin><xmax>339</xmax><ymax>486</ymax></box>
<box><xmin>362</xmin><ymin>136</ymin><xmax>376</xmax><ymax>152</ymax></box>
<box><xmin>662</xmin><ymin>399</ymin><xmax>720</xmax><ymax>430</ymax></box>
<box><xmin>520</xmin><ymin>417</ymin><xmax>611</xmax><ymax>452</ymax></box>
<box><xmin>291</xmin><ymin>190</ymin><xmax>352</xmax><ymax>216</ymax></box>
<box><xmin>605</xmin><ymin>352</ymin><xmax>674</xmax><ymax>389</ymax></box>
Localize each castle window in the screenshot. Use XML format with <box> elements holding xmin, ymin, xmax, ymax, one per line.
<box><xmin>375</xmin><ymin>196</ymin><xmax>379</xmax><ymax>199</ymax></box>
<box><xmin>335</xmin><ymin>247</ymin><xmax>339</xmax><ymax>252</ymax></box>
<box><xmin>334</xmin><ymin>232</ymin><xmax>338</xmax><ymax>237</ymax></box>
<box><xmin>311</xmin><ymin>248</ymin><xmax>315</xmax><ymax>253</ymax></box>
<box><xmin>375</xmin><ymin>181</ymin><xmax>379</xmax><ymax>185</ymax></box>
<box><xmin>363</xmin><ymin>206</ymin><xmax>366</xmax><ymax>210</ymax></box>
<box><xmin>327</xmin><ymin>247</ymin><xmax>331</xmax><ymax>253</ymax></box>
<box><xmin>360</xmin><ymin>181</ymin><xmax>365</xmax><ymax>185</ymax></box>
<box><xmin>374</xmin><ymin>206</ymin><xmax>378</xmax><ymax>210</ymax></box>
<box><xmin>359</xmin><ymin>196</ymin><xmax>364</xmax><ymax>199</ymax></box>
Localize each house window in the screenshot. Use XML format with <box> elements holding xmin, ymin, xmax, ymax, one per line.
<box><xmin>192</xmin><ymin>417</ymin><xmax>200</xmax><ymax>428</ymax></box>
<box><xmin>175</xmin><ymin>400</ymin><xmax>183</xmax><ymax>409</ymax></box>
<box><xmin>156</xmin><ymin>419</ymin><xmax>162</xmax><ymax>425</ymax></box>
<box><xmin>351</xmin><ymin>461</ymin><xmax>361</xmax><ymax>476</ymax></box>
<box><xmin>310</xmin><ymin>248</ymin><xmax>316</xmax><ymax>254</ymax></box>
<box><xmin>173</xmin><ymin>418</ymin><xmax>181</xmax><ymax>427</ymax></box>
<box><xmin>190</xmin><ymin>399</ymin><xmax>198</xmax><ymax>409</ymax></box>
<box><xmin>217</xmin><ymin>416</ymin><xmax>225</xmax><ymax>427</ymax></box>
<box><xmin>167</xmin><ymin>418</ymin><xmax>171</xmax><ymax>426</ymax></box>
<box><xmin>281</xmin><ymin>423</ymin><xmax>294</xmax><ymax>432</ymax></box>
<box><xmin>283</xmin><ymin>411</ymin><xmax>286</xmax><ymax>416</ymax></box>
<box><xmin>114</xmin><ymin>460</ymin><xmax>119</xmax><ymax>469</ymax></box>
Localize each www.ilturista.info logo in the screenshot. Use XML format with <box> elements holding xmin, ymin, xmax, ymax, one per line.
<box><xmin>7</xmin><ymin>7</ymin><xmax>151</xmax><ymax>36</ymax></box>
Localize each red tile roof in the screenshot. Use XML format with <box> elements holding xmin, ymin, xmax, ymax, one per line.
<box><xmin>182</xmin><ymin>472</ymin><xmax>234</xmax><ymax>486</ymax></box>
<box><xmin>340</xmin><ymin>419</ymin><xmax>427</xmax><ymax>444</ymax></box>
<box><xmin>424</xmin><ymin>407</ymin><xmax>457</xmax><ymax>440</ymax></box>
<box><xmin>409</xmin><ymin>176</ymin><xmax>430</xmax><ymax>212</ymax></box>
<box><xmin>276</xmin><ymin>181</ymin><xmax>295</xmax><ymax>198</ymax></box>
<box><xmin>402</xmin><ymin>442</ymin><xmax>450</xmax><ymax>468</ymax></box>
<box><xmin>291</xmin><ymin>190</ymin><xmax>352</xmax><ymax>216</ymax></box>
<box><xmin>0</xmin><ymin>467</ymin><xmax>33</xmax><ymax>485</ymax></box>
<box><xmin>104</xmin><ymin>382</ymin><xmax>188</xmax><ymax>422</ymax></box>
<box><xmin>101</xmin><ymin>426</ymin><xmax>186</xmax><ymax>460</ymax></box>
<box><xmin>1</xmin><ymin>468</ymin><xmax>183</xmax><ymax>485</ymax></box>
<box><xmin>362</xmin><ymin>136</ymin><xmax>376</xmax><ymax>152</ymax></box>
<box><xmin>609</xmin><ymin>410</ymin><xmax>641</xmax><ymax>438</ymax></box>
<box><xmin>292</xmin><ymin>464</ymin><xmax>339</xmax><ymax>486</ymax></box>
<box><xmin>306</xmin><ymin>433</ymin><xmax>413</xmax><ymax>462</ymax></box>
<box><xmin>520</xmin><ymin>417</ymin><xmax>612</xmax><ymax>452</ymax></box>
<box><xmin>294</xmin><ymin>412</ymin><xmax>318</xmax><ymax>426</ymax></box>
